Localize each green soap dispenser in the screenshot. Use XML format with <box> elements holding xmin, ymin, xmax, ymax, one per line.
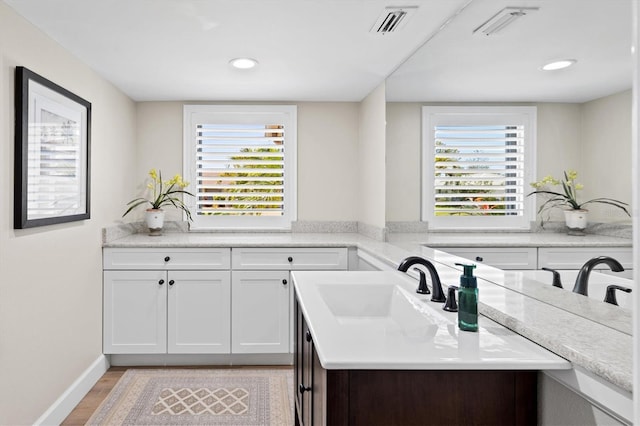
<box><xmin>456</xmin><ymin>263</ymin><xmax>478</xmax><ymax>332</ymax></box>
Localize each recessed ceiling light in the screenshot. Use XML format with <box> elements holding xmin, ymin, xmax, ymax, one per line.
<box><xmin>541</xmin><ymin>59</ymin><xmax>577</xmax><ymax>71</ymax></box>
<box><xmin>230</xmin><ymin>58</ymin><xmax>258</xmax><ymax>69</ymax></box>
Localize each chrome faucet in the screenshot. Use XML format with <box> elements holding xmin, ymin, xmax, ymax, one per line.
<box><xmin>572</xmin><ymin>256</ymin><xmax>624</xmax><ymax>296</ymax></box>
<box><xmin>397</xmin><ymin>256</ymin><xmax>446</xmax><ymax>302</ymax></box>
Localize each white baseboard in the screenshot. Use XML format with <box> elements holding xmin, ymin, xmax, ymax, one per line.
<box><xmin>34</xmin><ymin>354</ymin><xmax>110</xmax><ymax>426</ymax></box>
<box><xmin>109</xmin><ymin>353</ymin><xmax>293</xmax><ymax>366</ymax></box>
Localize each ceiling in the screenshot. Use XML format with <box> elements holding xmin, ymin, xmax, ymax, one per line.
<box><xmin>4</xmin><ymin>0</ymin><xmax>633</xmax><ymax>103</ymax></box>
<box><xmin>387</xmin><ymin>0</ymin><xmax>633</xmax><ymax>103</ymax></box>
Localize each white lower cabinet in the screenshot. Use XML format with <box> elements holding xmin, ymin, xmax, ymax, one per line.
<box><xmin>104</xmin><ymin>270</ymin><xmax>167</xmax><ymax>354</ymax></box>
<box><xmin>103</xmin><ymin>270</ymin><xmax>231</xmax><ymax>354</ymax></box>
<box><xmin>168</xmin><ymin>270</ymin><xmax>231</xmax><ymax>354</ymax></box>
<box><xmin>231</xmin><ymin>270</ymin><xmax>290</xmax><ymax>354</ymax></box>
<box><xmin>537</xmin><ymin>247</ymin><xmax>633</xmax><ymax>270</ymax></box>
<box><xmin>437</xmin><ymin>247</ymin><xmax>537</xmax><ymax>269</ymax></box>
<box><xmin>232</xmin><ymin>247</ymin><xmax>348</xmax><ymax>270</ymax></box>
<box><xmin>103</xmin><ymin>246</ymin><xmax>347</xmax><ymax>361</ymax></box>
<box><xmin>438</xmin><ymin>246</ymin><xmax>632</xmax><ymax>272</ymax></box>
<box><xmin>231</xmin><ymin>247</ymin><xmax>349</xmax><ymax>355</ymax></box>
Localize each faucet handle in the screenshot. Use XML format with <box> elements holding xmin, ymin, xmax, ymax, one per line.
<box><xmin>413</xmin><ymin>268</ymin><xmax>431</xmax><ymax>295</ymax></box>
<box><xmin>443</xmin><ymin>286</ymin><xmax>458</xmax><ymax>312</ymax></box>
<box><xmin>541</xmin><ymin>267</ymin><xmax>563</xmax><ymax>288</ymax></box>
<box><xmin>604</xmin><ymin>284</ymin><xmax>632</xmax><ymax>306</ymax></box>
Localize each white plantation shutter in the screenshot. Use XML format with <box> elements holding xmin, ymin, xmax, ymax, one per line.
<box><xmin>184</xmin><ymin>105</ymin><xmax>297</xmax><ymax>230</ymax></box>
<box><xmin>196</xmin><ymin>124</ymin><xmax>285</xmax><ymax>215</ymax></box>
<box><xmin>422</xmin><ymin>106</ymin><xmax>536</xmax><ymax>230</ymax></box>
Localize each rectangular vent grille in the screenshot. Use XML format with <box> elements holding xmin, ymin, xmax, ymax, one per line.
<box><xmin>375</xmin><ymin>11</ymin><xmax>407</xmax><ymax>33</ymax></box>
<box><xmin>473</xmin><ymin>7</ymin><xmax>539</xmax><ymax>36</ymax></box>
<box><xmin>371</xmin><ymin>7</ymin><xmax>417</xmax><ymax>34</ymax></box>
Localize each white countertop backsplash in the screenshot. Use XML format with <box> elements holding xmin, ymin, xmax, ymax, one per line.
<box><xmin>102</xmin><ymin>225</ymin><xmax>633</xmax><ymax>392</ymax></box>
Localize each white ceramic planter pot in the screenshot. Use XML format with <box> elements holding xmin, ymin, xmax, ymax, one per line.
<box><xmin>145</xmin><ymin>209</ymin><xmax>165</xmax><ymax>236</ymax></box>
<box><xmin>564</xmin><ymin>209</ymin><xmax>588</xmax><ymax>235</ymax></box>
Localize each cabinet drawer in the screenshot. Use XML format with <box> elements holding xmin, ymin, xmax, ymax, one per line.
<box><xmin>103</xmin><ymin>248</ymin><xmax>231</xmax><ymax>270</ymax></box>
<box><xmin>538</xmin><ymin>247</ymin><xmax>632</xmax><ymax>270</ymax></box>
<box><xmin>439</xmin><ymin>247</ymin><xmax>537</xmax><ymax>270</ymax></box>
<box><xmin>232</xmin><ymin>247</ymin><xmax>348</xmax><ymax>270</ymax></box>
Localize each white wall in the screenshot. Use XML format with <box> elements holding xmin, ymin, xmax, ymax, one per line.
<box><xmin>386</xmin><ymin>102</ymin><xmax>421</xmax><ymax>222</ymax></box>
<box><xmin>135</xmin><ymin>102</ymin><xmax>184</xmax><ymax>222</ymax></box>
<box><xmin>0</xmin><ymin>3</ymin><xmax>137</xmax><ymax>423</ymax></box>
<box><xmin>532</xmin><ymin>103</ymin><xmax>582</xmax><ymax>223</ymax></box>
<box><xmin>357</xmin><ymin>82</ymin><xmax>386</xmax><ymax>229</ymax></box>
<box><xmin>134</xmin><ymin>101</ymin><xmax>360</xmax><ymax>224</ymax></box>
<box><xmin>581</xmin><ymin>90</ymin><xmax>632</xmax><ymax>222</ymax></box>
<box><xmin>297</xmin><ymin>102</ymin><xmax>359</xmax><ymax>221</ymax></box>
<box><xmin>385</xmin><ymin>98</ymin><xmax>631</xmax><ymax>225</ymax></box>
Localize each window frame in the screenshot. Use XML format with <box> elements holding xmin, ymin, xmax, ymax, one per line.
<box><xmin>421</xmin><ymin>106</ymin><xmax>537</xmax><ymax>231</ymax></box>
<box><xmin>183</xmin><ymin>104</ymin><xmax>297</xmax><ymax>231</ymax></box>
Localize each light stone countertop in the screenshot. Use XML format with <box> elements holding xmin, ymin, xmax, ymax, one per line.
<box><xmin>103</xmin><ymin>229</ymin><xmax>632</xmax><ymax>248</ymax></box>
<box><xmin>102</xmin><ymin>229</ymin><xmax>633</xmax><ymax>392</ymax></box>
<box><xmin>390</xmin><ymin>231</ymin><xmax>632</xmax><ymax>248</ymax></box>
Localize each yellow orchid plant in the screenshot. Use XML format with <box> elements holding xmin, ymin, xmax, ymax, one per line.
<box><xmin>527</xmin><ymin>170</ymin><xmax>629</xmax><ymax>225</ymax></box>
<box><xmin>123</xmin><ymin>169</ymin><xmax>194</xmax><ymax>221</ymax></box>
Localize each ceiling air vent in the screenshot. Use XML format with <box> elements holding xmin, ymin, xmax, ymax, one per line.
<box><xmin>370</xmin><ymin>6</ymin><xmax>417</xmax><ymax>34</ymax></box>
<box><xmin>473</xmin><ymin>6</ymin><xmax>539</xmax><ymax>36</ymax></box>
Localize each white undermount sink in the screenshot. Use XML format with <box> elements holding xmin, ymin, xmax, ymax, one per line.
<box><xmin>318</xmin><ymin>282</ymin><xmax>395</xmax><ymax>317</ymax></box>
<box><xmin>317</xmin><ymin>282</ymin><xmax>438</xmax><ymax>327</ymax></box>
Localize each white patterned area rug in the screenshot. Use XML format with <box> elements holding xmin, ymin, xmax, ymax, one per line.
<box><xmin>87</xmin><ymin>368</ymin><xmax>294</xmax><ymax>425</ymax></box>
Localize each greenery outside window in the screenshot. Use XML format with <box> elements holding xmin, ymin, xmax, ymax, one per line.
<box><xmin>422</xmin><ymin>106</ymin><xmax>536</xmax><ymax>230</ymax></box>
<box><xmin>183</xmin><ymin>105</ymin><xmax>297</xmax><ymax>230</ymax></box>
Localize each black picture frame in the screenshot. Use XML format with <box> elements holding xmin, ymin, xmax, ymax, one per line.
<box><xmin>14</xmin><ymin>66</ymin><xmax>91</xmax><ymax>229</ymax></box>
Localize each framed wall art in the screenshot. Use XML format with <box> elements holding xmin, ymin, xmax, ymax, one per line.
<box><xmin>14</xmin><ymin>66</ymin><xmax>91</xmax><ymax>229</ymax></box>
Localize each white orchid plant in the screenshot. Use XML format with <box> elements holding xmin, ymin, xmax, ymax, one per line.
<box><xmin>123</xmin><ymin>169</ymin><xmax>194</xmax><ymax>221</ymax></box>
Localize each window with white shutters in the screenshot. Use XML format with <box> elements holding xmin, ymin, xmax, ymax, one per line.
<box><xmin>184</xmin><ymin>105</ymin><xmax>297</xmax><ymax>230</ymax></box>
<box><xmin>422</xmin><ymin>106</ymin><xmax>536</xmax><ymax>230</ymax></box>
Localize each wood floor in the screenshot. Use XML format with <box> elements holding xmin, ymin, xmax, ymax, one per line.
<box><xmin>61</xmin><ymin>367</ymin><xmax>127</xmax><ymax>425</ymax></box>
<box><xmin>61</xmin><ymin>365</ymin><xmax>293</xmax><ymax>425</ymax></box>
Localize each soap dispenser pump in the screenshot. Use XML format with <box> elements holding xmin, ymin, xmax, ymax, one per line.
<box><xmin>456</xmin><ymin>263</ymin><xmax>478</xmax><ymax>332</ymax></box>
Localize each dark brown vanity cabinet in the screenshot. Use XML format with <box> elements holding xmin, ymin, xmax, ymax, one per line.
<box><xmin>294</xmin><ymin>295</ymin><xmax>538</xmax><ymax>426</ymax></box>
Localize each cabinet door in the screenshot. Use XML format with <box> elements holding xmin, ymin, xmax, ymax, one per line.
<box><xmin>294</xmin><ymin>297</ymin><xmax>304</xmax><ymax>424</ymax></box>
<box><xmin>301</xmin><ymin>314</ymin><xmax>314</xmax><ymax>426</ymax></box>
<box><xmin>103</xmin><ymin>248</ymin><xmax>231</xmax><ymax>270</ymax></box>
<box><xmin>232</xmin><ymin>247</ymin><xmax>348</xmax><ymax>270</ymax></box>
<box><xmin>103</xmin><ymin>270</ymin><xmax>167</xmax><ymax>354</ymax></box>
<box><xmin>167</xmin><ymin>270</ymin><xmax>231</xmax><ymax>354</ymax></box>
<box><xmin>538</xmin><ymin>247</ymin><xmax>633</xmax><ymax>270</ymax></box>
<box><xmin>439</xmin><ymin>247</ymin><xmax>537</xmax><ymax>269</ymax></box>
<box><xmin>232</xmin><ymin>270</ymin><xmax>290</xmax><ymax>353</ymax></box>
<box><xmin>294</xmin><ymin>297</ymin><xmax>317</xmax><ymax>426</ymax></box>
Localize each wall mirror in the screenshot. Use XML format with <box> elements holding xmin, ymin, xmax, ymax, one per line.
<box><xmin>385</xmin><ymin>0</ymin><xmax>633</xmax><ymax>333</ymax></box>
<box><xmin>14</xmin><ymin>66</ymin><xmax>91</xmax><ymax>229</ymax></box>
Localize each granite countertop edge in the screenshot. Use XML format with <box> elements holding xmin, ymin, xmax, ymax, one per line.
<box><xmin>103</xmin><ymin>231</ymin><xmax>632</xmax><ymax>248</ymax></box>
